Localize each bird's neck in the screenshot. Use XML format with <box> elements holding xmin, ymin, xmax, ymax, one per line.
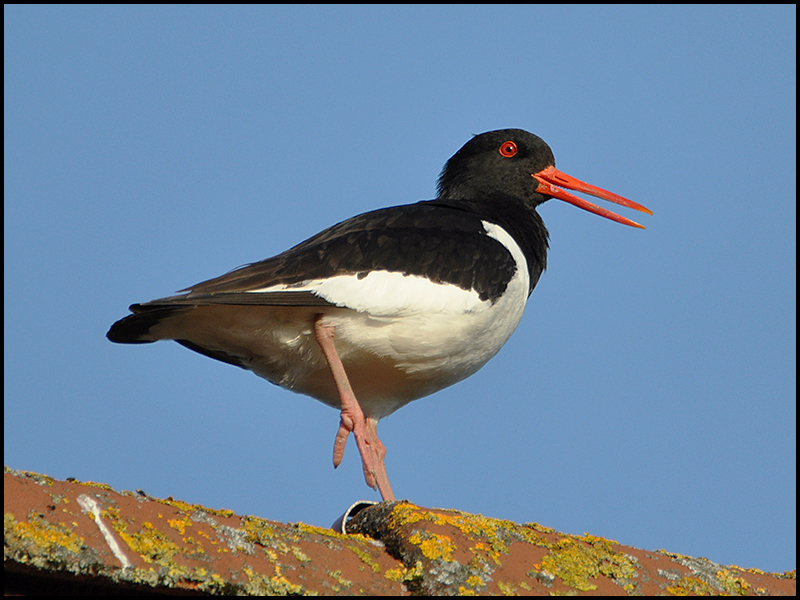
<box><xmin>426</xmin><ymin>193</ymin><xmax>550</xmax><ymax>294</ymax></box>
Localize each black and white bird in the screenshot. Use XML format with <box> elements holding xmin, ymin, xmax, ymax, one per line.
<box><xmin>107</xmin><ymin>129</ymin><xmax>651</xmax><ymax>501</ymax></box>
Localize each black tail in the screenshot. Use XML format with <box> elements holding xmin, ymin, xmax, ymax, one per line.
<box><xmin>106</xmin><ymin>306</ymin><xmax>190</xmax><ymax>344</ymax></box>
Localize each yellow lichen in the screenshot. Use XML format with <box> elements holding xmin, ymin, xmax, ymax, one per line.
<box><xmin>74</xmin><ymin>479</ymin><xmax>114</xmax><ymax>491</ymax></box>
<box><xmin>295</xmin><ymin>521</ymin><xmax>348</xmax><ymax>539</ymax></box>
<box><xmin>243</xmin><ymin>515</ymin><xmax>276</xmax><ymax>544</ymax></box>
<box><xmin>383</xmin><ymin>504</ymin><xmax>648</xmax><ymax>594</ymax></box>
<box><xmin>291</xmin><ymin>546</ymin><xmax>311</xmax><ymax>563</ymax></box>
<box><xmin>156</xmin><ymin>496</ymin><xmax>234</xmax><ymax>518</ymax></box>
<box><xmin>242</xmin><ymin>566</ymin><xmax>307</xmax><ymax>596</ymax></box>
<box><xmin>5</xmin><ymin>512</ymin><xmax>85</xmax><ymax>555</ymax></box>
<box><xmin>471</xmin><ymin>541</ymin><xmax>502</xmax><ymax>566</ymax></box>
<box><xmin>409</xmin><ymin>531</ymin><xmax>456</xmax><ymax>562</ymax></box>
<box><xmin>539</xmin><ymin>535</ymin><xmax>637</xmax><ymax>592</ymax></box>
<box><xmin>515</xmin><ymin>525</ymin><xmax>551</xmax><ymax>546</ymax></box>
<box><xmin>665</xmin><ymin>576</ymin><xmax>715</xmax><ymax>596</ymax></box>
<box><xmin>524</xmin><ymin>522</ymin><xmax>555</xmax><ymax>534</ymax></box>
<box><xmin>385</xmin><ymin>560</ymin><xmax>424</xmax><ymax>583</ymax></box>
<box><xmin>101</xmin><ymin>505</ymin><xmax>121</xmax><ymax>522</ymax></box>
<box><xmin>716</xmin><ymin>568</ymin><xmax>750</xmax><ymax>595</ymax></box>
<box><xmin>349</xmin><ymin>545</ymin><xmax>381</xmax><ymax>573</ymax></box>
<box><xmin>496</xmin><ymin>581</ymin><xmax>518</xmax><ymax>595</ymax></box>
<box><xmin>167</xmin><ymin>516</ymin><xmax>192</xmax><ymax>535</ymax></box>
<box><xmin>116</xmin><ymin>521</ymin><xmax>180</xmax><ymax>566</ymax></box>
<box><xmin>182</xmin><ymin>535</ymin><xmax>206</xmax><ymax>554</ymax></box>
<box><xmin>579</xmin><ymin>532</ymin><xmax>620</xmax><ymax>546</ymax></box>
<box><xmin>541</xmin><ymin>539</ymin><xmax>601</xmax><ymax>591</ymax></box>
<box><xmin>384</xmin><ymin>567</ymin><xmax>406</xmax><ymax>582</ymax></box>
<box><xmin>390</xmin><ymin>504</ymin><xmax>518</xmax><ymax>560</ymax></box>
<box><xmin>327</xmin><ymin>569</ymin><xmax>352</xmax><ymax>588</ymax></box>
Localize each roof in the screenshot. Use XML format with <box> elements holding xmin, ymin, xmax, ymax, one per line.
<box><xmin>4</xmin><ymin>467</ymin><xmax>796</xmax><ymax>595</ymax></box>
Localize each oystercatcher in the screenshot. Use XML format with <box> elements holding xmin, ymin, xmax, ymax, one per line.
<box><xmin>107</xmin><ymin>129</ymin><xmax>651</xmax><ymax>501</ymax></box>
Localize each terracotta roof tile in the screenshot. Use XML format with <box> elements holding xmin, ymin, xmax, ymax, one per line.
<box><xmin>4</xmin><ymin>467</ymin><xmax>796</xmax><ymax>595</ymax></box>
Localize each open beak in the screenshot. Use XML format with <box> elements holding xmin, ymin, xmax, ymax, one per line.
<box><xmin>533</xmin><ymin>166</ymin><xmax>652</xmax><ymax>229</ymax></box>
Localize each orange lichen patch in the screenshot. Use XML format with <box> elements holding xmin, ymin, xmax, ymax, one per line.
<box><xmin>166</xmin><ymin>515</ymin><xmax>192</xmax><ymax>535</ymax></box>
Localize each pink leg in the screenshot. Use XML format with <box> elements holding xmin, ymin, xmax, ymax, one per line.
<box><xmin>365</xmin><ymin>416</ymin><xmax>394</xmax><ymax>501</ymax></box>
<box><xmin>314</xmin><ymin>315</ymin><xmax>395</xmax><ymax>501</ymax></box>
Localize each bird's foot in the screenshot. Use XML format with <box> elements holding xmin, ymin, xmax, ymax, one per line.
<box><xmin>332</xmin><ymin>401</ymin><xmax>378</xmax><ymax>491</ymax></box>
<box><xmin>331</xmin><ymin>405</ymin><xmax>395</xmax><ymax>501</ymax></box>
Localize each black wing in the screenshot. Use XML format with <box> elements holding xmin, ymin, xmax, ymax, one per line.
<box><xmin>107</xmin><ymin>201</ymin><xmax>520</xmax><ymax>345</ymax></box>
<box><xmin>179</xmin><ymin>201</ymin><xmax>518</xmax><ymax>301</ymax></box>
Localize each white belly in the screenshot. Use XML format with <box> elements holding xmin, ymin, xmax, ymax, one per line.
<box><xmin>248</xmin><ymin>221</ymin><xmax>531</xmax><ymax>418</ymax></box>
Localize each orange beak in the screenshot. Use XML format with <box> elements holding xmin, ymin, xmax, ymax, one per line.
<box><xmin>533</xmin><ymin>166</ymin><xmax>652</xmax><ymax>229</ymax></box>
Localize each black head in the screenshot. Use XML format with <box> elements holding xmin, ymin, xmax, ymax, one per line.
<box><xmin>437</xmin><ymin>129</ymin><xmax>651</xmax><ymax>228</ymax></box>
<box><xmin>437</xmin><ymin>129</ymin><xmax>554</xmax><ymax>204</ymax></box>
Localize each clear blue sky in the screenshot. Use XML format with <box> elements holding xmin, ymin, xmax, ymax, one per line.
<box><xmin>5</xmin><ymin>5</ymin><xmax>795</xmax><ymax>571</ymax></box>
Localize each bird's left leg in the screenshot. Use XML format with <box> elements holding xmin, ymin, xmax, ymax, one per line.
<box><xmin>313</xmin><ymin>315</ymin><xmax>395</xmax><ymax>501</ymax></box>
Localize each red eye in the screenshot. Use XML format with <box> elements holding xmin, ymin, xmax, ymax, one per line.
<box><xmin>499</xmin><ymin>141</ymin><xmax>518</xmax><ymax>157</ymax></box>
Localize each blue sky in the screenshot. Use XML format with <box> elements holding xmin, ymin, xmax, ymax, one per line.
<box><xmin>4</xmin><ymin>5</ymin><xmax>795</xmax><ymax>571</ymax></box>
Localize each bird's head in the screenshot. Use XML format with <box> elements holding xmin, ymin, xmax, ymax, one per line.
<box><xmin>437</xmin><ymin>129</ymin><xmax>652</xmax><ymax>228</ymax></box>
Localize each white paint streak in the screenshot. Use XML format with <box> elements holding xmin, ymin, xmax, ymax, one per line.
<box><xmin>77</xmin><ymin>494</ymin><xmax>132</xmax><ymax>568</ymax></box>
